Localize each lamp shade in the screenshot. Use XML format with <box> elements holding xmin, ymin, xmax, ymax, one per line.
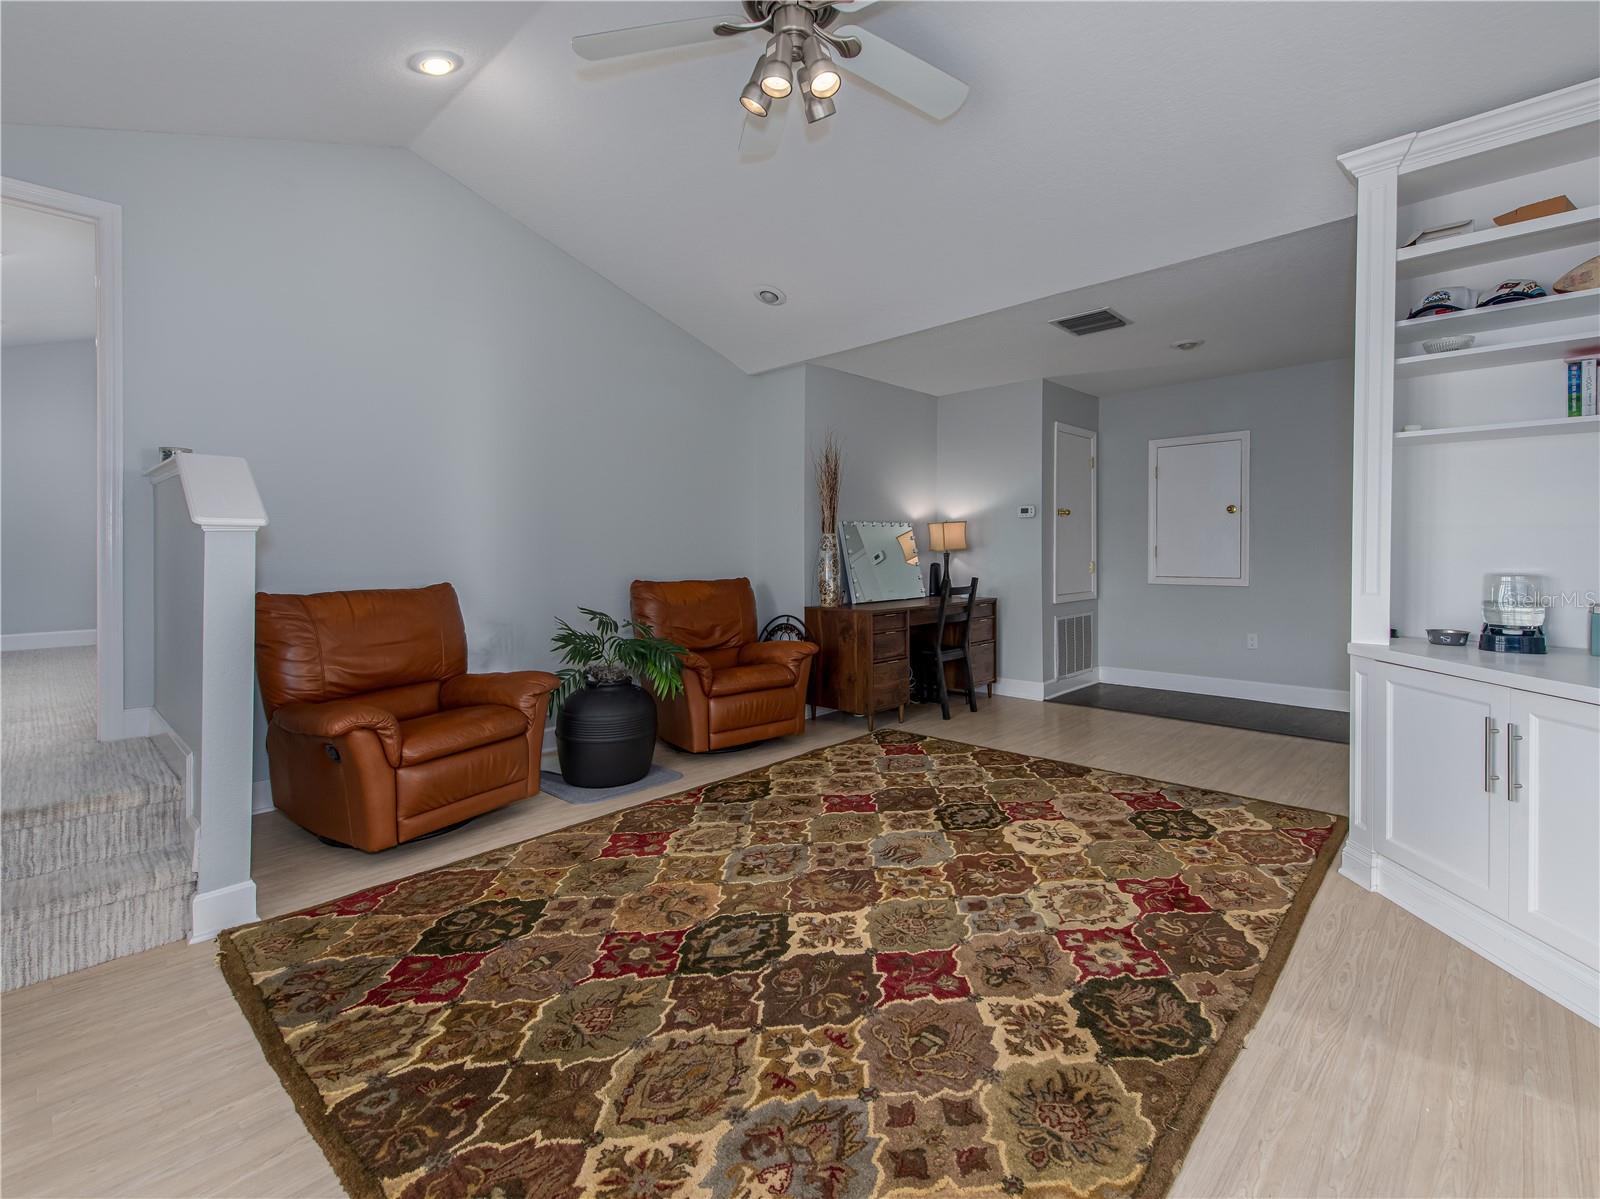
<box><xmin>928</xmin><ymin>520</ymin><xmax>969</xmax><ymax>553</ymax></box>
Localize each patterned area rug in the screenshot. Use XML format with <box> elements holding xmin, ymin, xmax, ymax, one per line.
<box><xmin>220</xmin><ymin>730</ymin><xmax>1343</xmax><ymax>1199</ymax></box>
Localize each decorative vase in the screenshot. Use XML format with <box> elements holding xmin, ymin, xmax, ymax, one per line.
<box><xmin>817</xmin><ymin>531</ymin><xmax>842</xmax><ymax>607</ymax></box>
<box><xmin>556</xmin><ymin>676</ymin><xmax>656</xmax><ymax>788</ymax></box>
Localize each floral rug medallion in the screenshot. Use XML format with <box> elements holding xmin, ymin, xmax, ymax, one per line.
<box><xmin>220</xmin><ymin>730</ymin><xmax>1343</xmax><ymax>1199</ymax></box>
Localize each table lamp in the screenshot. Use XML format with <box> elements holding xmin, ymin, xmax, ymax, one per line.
<box><xmin>927</xmin><ymin>520</ymin><xmax>968</xmax><ymax>596</ymax></box>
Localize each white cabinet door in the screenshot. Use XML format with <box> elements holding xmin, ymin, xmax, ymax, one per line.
<box><xmin>1507</xmin><ymin>692</ymin><xmax>1600</xmax><ymax>968</ymax></box>
<box><xmin>1380</xmin><ymin>664</ymin><xmax>1510</xmax><ymax>916</ymax></box>
<box><xmin>1053</xmin><ymin>423</ymin><xmax>1096</xmax><ymax>601</ymax></box>
<box><xmin>1148</xmin><ymin>431</ymin><xmax>1248</xmax><ymax>585</ymax></box>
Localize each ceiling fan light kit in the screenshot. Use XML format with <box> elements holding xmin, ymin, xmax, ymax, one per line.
<box><xmin>571</xmin><ymin>0</ymin><xmax>970</xmax><ymax>147</ymax></box>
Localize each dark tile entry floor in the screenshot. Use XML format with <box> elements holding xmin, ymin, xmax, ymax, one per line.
<box><xmin>1050</xmin><ymin>683</ymin><xmax>1349</xmax><ymax>743</ymax></box>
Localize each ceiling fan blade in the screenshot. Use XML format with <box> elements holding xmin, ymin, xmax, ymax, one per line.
<box><xmin>572</xmin><ymin>14</ymin><xmax>745</xmax><ymax>62</ymax></box>
<box><xmin>739</xmin><ymin>108</ymin><xmax>784</xmax><ymax>161</ymax></box>
<box><xmin>832</xmin><ymin>25</ymin><xmax>969</xmax><ymax>120</ymax></box>
<box><xmin>830</xmin><ymin>0</ymin><xmax>882</xmax><ymax>11</ymax></box>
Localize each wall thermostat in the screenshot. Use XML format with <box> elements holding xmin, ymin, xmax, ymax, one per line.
<box><xmin>1018</xmin><ymin>505</ymin><xmax>1038</xmax><ymax>518</ymax></box>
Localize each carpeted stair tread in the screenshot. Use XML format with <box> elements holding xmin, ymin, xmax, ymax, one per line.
<box><xmin>2</xmin><ymin>647</ymin><xmax>194</xmax><ymax>989</ymax></box>
<box><xmin>3</xmin><ymin>846</ymin><xmax>193</xmax><ymax>922</ymax></box>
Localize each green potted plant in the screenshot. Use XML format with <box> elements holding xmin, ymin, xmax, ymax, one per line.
<box><xmin>550</xmin><ymin>608</ymin><xmax>686</xmax><ymax>787</ymax></box>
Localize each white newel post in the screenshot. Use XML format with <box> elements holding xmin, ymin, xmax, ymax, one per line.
<box><xmin>146</xmin><ymin>453</ymin><xmax>268</xmax><ymax>941</ymax></box>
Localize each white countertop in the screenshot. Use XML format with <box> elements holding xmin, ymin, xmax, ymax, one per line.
<box><xmin>1350</xmin><ymin>638</ymin><xmax>1600</xmax><ymax>705</ymax></box>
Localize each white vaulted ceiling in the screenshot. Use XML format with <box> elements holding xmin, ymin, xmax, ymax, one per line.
<box><xmin>3</xmin><ymin>2</ymin><xmax>1597</xmax><ymax>384</ymax></box>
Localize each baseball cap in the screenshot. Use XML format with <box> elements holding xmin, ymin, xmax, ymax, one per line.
<box><xmin>1408</xmin><ymin>286</ymin><xmax>1475</xmax><ymax>320</ymax></box>
<box><xmin>1476</xmin><ymin>279</ymin><xmax>1548</xmax><ymax>307</ymax></box>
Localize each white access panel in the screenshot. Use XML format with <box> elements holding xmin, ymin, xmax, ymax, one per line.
<box><xmin>1507</xmin><ymin>691</ymin><xmax>1600</xmax><ymax>968</ymax></box>
<box><xmin>1053</xmin><ymin>422</ymin><xmax>1096</xmax><ymax>601</ymax></box>
<box><xmin>1148</xmin><ymin>431</ymin><xmax>1249</xmax><ymax>585</ymax></box>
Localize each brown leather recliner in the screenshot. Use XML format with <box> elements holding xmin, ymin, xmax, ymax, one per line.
<box><xmin>630</xmin><ymin>578</ymin><xmax>817</xmax><ymax>753</ymax></box>
<box><xmin>255</xmin><ymin>583</ymin><xmax>558</xmax><ymax>851</ymax></box>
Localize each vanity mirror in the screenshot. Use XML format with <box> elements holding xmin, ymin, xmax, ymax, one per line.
<box><xmin>840</xmin><ymin>520</ymin><xmax>927</xmax><ymax>603</ymax></box>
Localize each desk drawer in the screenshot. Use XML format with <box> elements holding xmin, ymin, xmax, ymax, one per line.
<box><xmin>873</xmin><ymin>612</ymin><xmax>906</xmax><ymax>633</ymax></box>
<box><xmin>969</xmin><ymin>616</ymin><xmax>995</xmax><ymax>645</ymax></box>
<box><xmin>873</xmin><ymin>659</ymin><xmax>910</xmax><ymax>697</ymax></box>
<box><xmin>873</xmin><ymin>630</ymin><xmax>907</xmax><ymax>661</ymax></box>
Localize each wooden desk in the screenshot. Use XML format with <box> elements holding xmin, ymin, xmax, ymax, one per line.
<box><xmin>805</xmin><ymin>596</ymin><xmax>998</xmax><ymax>730</ymax></box>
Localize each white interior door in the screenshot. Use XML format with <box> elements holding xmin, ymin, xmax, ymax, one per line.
<box><xmin>1507</xmin><ymin>692</ymin><xmax>1600</xmax><ymax>967</ymax></box>
<box><xmin>1053</xmin><ymin>423</ymin><xmax>1095</xmax><ymax>601</ymax></box>
<box><xmin>1148</xmin><ymin>431</ymin><xmax>1248</xmax><ymax>585</ymax></box>
<box><xmin>1380</xmin><ymin>665</ymin><xmax>1509</xmax><ymax>916</ymax></box>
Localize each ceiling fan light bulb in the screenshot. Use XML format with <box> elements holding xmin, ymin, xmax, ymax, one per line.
<box><xmin>740</xmin><ymin>80</ymin><xmax>769</xmax><ymax>116</ymax></box>
<box><xmin>801</xmin><ymin>37</ymin><xmax>841</xmax><ymax>98</ymax></box>
<box><xmin>760</xmin><ymin>56</ymin><xmax>792</xmax><ymax>98</ymax></box>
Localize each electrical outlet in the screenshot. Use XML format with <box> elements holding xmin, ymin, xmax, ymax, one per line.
<box><xmin>1246</xmin><ymin>633</ymin><xmax>1259</xmax><ymax>650</ymax></box>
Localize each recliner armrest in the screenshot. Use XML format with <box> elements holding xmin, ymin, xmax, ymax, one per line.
<box><xmin>677</xmin><ymin>651</ymin><xmax>716</xmax><ymax>690</ymax></box>
<box><xmin>273</xmin><ymin>700</ymin><xmax>402</xmax><ymax>768</ymax></box>
<box><xmin>439</xmin><ymin>671</ymin><xmax>560</xmax><ymax>722</ymax></box>
<box><xmin>737</xmin><ymin>640</ymin><xmax>818</xmax><ymax>675</ymax></box>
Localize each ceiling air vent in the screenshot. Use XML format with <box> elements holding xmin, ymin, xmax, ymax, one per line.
<box><xmin>1051</xmin><ymin>308</ymin><xmax>1129</xmax><ymax>335</ymax></box>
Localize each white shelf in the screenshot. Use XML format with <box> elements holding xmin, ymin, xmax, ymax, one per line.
<box><xmin>1395</xmin><ymin>331</ymin><xmax>1600</xmax><ymax>377</ymax></box>
<box><xmin>1394</xmin><ymin>287</ymin><xmax>1600</xmax><ymax>344</ymax></box>
<box><xmin>1394</xmin><ymin>415</ymin><xmax>1600</xmax><ymax>445</ymax></box>
<box><xmin>1350</xmin><ymin>639</ymin><xmax>1600</xmax><ymax>706</ymax></box>
<box><xmin>1396</xmin><ymin>205</ymin><xmax>1600</xmax><ymax>278</ymax></box>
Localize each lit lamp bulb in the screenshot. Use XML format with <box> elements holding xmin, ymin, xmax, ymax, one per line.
<box><xmin>759</xmin><ymin>33</ymin><xmax>794</xmax><ymax>98</ymax></box>
<box><xmin>803</xmin><ymin>37</ymin><xmax>841</xmax><ymax>98</ymax></box>
<box><xmin>740</xmin><ymin>62</ymin><xmax>770</xmax><ymax>115</ymax></box>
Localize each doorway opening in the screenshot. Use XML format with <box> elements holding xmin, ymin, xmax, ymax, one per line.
<box><xmin>1</xmin><ymin>178</ymin><xmax>124</xmax><ymax>741</ymax></box>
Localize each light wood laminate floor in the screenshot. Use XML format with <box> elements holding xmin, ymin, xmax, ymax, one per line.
<box><xmin>3</xmin><ymin>698</ymin><xmax>1595</xmax><ymax>1198</ymax></box>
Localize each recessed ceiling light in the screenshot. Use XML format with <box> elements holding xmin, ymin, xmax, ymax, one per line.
<box><xmin>1170</xmin><ymin>338</ymin><xmax>1205</xmax><ymax>351</ymax></box>
<box><xmin>755</xmin><ymin>287</ymin><xmax>787</xmax><ymax>306</ymax></box>
<box><xmin>408</xmin><ymin>51</ymin><xmax>463</xmax><ymax>77</ymax></box>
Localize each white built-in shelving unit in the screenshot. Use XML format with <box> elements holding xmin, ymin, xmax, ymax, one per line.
<box><xmin>1339</xmin><ymin>80</ymin><xmax>1600</xmax><ymax>1025</ymax></box>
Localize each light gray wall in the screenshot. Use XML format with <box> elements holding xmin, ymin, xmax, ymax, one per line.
<box><xmin>1097</xmin><ymin>358</ymin><xmax>1353</xmax><ymax>694</ymax></box>
<box><xmin>2</xmin><ymin>126</ymin><xmax>767</xmax><ymax>780</ymax></box>
<box><xmin>1</xmin><ymin>339</ymin><xmax>97</xmax><ymax>635</ymax></box>
<box><xmin>749</xmin><ymin>364</ymin><xmax>807</xmax><ymax>620</ymax></box>
<box><xmin>937</xmin><ymin>381</ymin><xmax>1046</xmax><ymax>685</ymax></box>
<box><xmin>1042</xmin><ymin>381</ymin><xmax>1100</xmax><ymax>679</ymax></box>
<box><xmin>803</xmin><ymin>364</ymin><xmax>939</xmax><ymax>605</ymax></box>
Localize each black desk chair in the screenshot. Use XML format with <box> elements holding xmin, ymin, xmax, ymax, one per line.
<box><xmin>915</xmin><ymin>576</ymin><xmax>980</xmax><ymax>720</ymax></box>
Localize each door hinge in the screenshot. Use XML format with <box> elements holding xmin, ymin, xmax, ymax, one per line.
<box><xmin>1088</xmin><ymin>561</ymin><xmax>1095</xmax><ymax>573</ymax></box>
<box><xmin>1089</xmin><ymin>456</ymin><xmax>1095</xmax><ymax>469</ymax></box>
<box><xmin>1153</xmin><ymin>545</ymin><xmax>1157</xmax><ymax>558</ymax></box>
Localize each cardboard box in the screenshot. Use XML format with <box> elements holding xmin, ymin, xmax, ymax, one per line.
<box><xmin>1492</xmin><ymin>195</ymin><xmax>1576</xmax><ymax>226</ymax></box>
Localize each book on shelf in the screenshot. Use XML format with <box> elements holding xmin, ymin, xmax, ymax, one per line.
<box><xmin>1568</xmin><ymin>358</ymin><xmax>1597</xmax><ymax>417</ymax></box>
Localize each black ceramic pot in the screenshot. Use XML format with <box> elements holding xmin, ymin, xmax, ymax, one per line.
<box><xmin>555</xmin><ymin>677</ymin><xmax>656</xmax><ymax>788</ymax></box>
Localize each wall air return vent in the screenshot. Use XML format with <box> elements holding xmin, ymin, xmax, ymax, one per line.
<box><xmin>1051</xmin><ymin>308</ymin><xmax>1129</xmax><ymax>335</ymax></box>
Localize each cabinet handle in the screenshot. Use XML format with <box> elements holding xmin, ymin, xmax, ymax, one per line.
<box><xmin>1483</xmin><ymin>716</ymin><xmax>1500</xmax><ymax>794</ymax></box>
<box><xmin>1508</xmin><ymin>723</ymin><xmax>1523</xmax><ymax>801</ymax></box>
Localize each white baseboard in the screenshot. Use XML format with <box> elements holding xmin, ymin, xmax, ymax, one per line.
<box><xmin>105</xmin><ymin>705</ymin><xmax>167</xmax><ymax>740</ymax></box>
<box><xmin>1360</xmin><ymin>851</ymin><xmax>1596</xmax><ymax>1026</ymax></box>
<box><xmin>190</xmin><ymin>879</ymin><xmax>259</xmax><ymax>942</ymax></box>
<box><xmin>1096</xmin><ymin>666</ymin><xmax>1349</xmax><ymax>713</ymax></box>
<box><xmin>252</xmin><ymin>778</ymin><xmax>274</xmax><ymax>815</ymax></box>
<box><xmin>991</xmin><ymin>677</ymin><xmax>1046</xmax><ymax>701</ymax></box>
<box><xmin>1045</xmin><ymin>669</ymin><xmax>1099</xmax><ymax>700</ymax></box>
<box><xmin>1</xmin><ymin>628</ymin><xmax>96</xmax><ymax>651</ymax></box>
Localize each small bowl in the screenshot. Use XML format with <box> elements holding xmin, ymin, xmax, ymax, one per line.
<box><xmin>1427</xmin><ymin>628</ymin><xmax>1471</xmax><ymax>646</ymax></box>
<box><xmin>1422</xmin><ymin>334</ymin><xmax>1475</xmax><ymax>354</ymax></box>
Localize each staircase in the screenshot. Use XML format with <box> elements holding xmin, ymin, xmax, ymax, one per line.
<box><xmin>2</xmin><ymin>647</ymin><xmax>192</xmax><ymax>990</ymax></box>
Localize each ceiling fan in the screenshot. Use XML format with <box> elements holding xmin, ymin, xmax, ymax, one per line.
<box><xmin>572</xmin><ymin>2</ymin><xmax>969</xmax><ymax>154</ymax></box>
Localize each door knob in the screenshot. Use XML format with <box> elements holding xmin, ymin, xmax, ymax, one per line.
<box><xmin>1226</xmin><ymin>504</ymin><xmax>1239</xmax><ymax>514</ymax></box>
<box><xmin>1057</xmin><ymin>508</ymin><xmax>1071</xmax><ymax>517</ymax></box>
